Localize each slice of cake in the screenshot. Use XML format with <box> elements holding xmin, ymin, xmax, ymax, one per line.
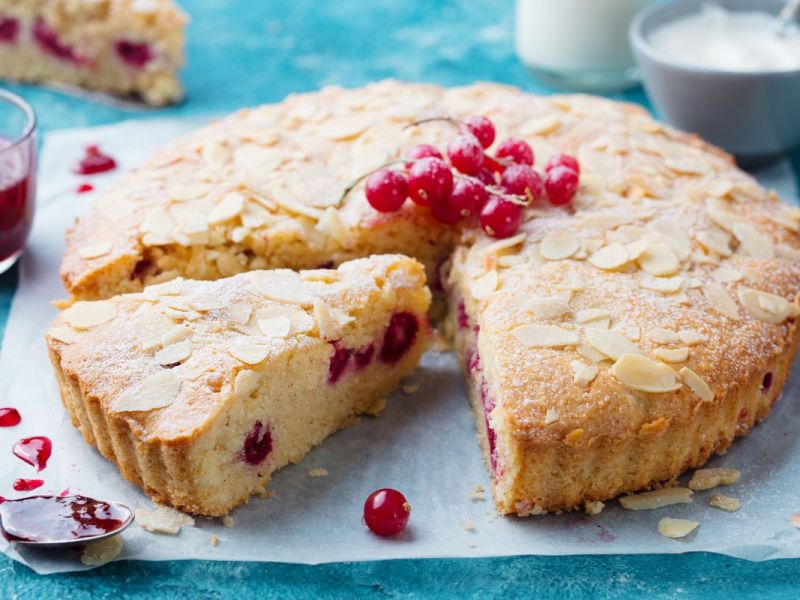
<box><xmin>46</xmin><ymin>255</ymin><xmax>431</xmax><ymax>516</ymax></box>
<box><xmin>0</xmin><ymin>0</ymin><xmax>186</xmax><ymax>105</ymax></box>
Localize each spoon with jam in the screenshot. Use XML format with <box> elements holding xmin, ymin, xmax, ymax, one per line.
<box><xmin>0</xmin><ymin>494</ymin><xmax>134</xmax><ymax>548</ymax></box>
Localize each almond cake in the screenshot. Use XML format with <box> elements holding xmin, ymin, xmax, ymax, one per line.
<box><xmin>47</xmin><ymin>255</ymin><xmax>431</xmax><ymax>516</ymax></box>
<box><xmin>0</xmin><ymin>0</ymin><xmax>186</xmax><ymax>105</ymax></box>
<box><xmin>51</xmin><ymin>81</ymin><xmax>800</xmax><ymax>516</ymax></box>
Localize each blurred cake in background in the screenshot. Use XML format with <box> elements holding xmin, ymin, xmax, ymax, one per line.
<box><xmin>0</xmin><ymin>0</ymin><xmax>186</xmax><ymax>105</ymax></box>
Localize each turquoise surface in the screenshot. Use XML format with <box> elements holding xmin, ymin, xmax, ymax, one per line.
<box><xmin>1</xmin><ymin>0</ymin><xmax>800</xmax><ymax>597</ymax></box>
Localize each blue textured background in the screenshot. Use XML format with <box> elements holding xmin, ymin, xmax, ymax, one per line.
<box><xmin>2</xmin><ymin>0</ymin><xmax>800</xmax><ymax>597</ymax></box>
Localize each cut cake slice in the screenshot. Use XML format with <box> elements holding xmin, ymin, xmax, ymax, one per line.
<box><xmin>46</xmin><ymin>255</ymin><xmax>431</xmax><ymax>516</ymax></box>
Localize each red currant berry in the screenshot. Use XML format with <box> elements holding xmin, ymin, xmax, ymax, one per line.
<box><xmin>545</xmin><ymin>165</ymin><xmax>579</xmax><ymax>206</ymax></box>
<box><xmin>363</xmin><ymin>488</ymin><xmax>411</xmax><ymax>537</ymax></box>
<box><xmin>447</xmin><ymin>133</ymin><xmax>484</xmax><ymax>176</ymax></box>
<box><xmin>495</xmin><ymin>138</ymin><xmax>534</xmax><ymax>166</ymax></box>
<box><xmin>365</xmin><ymin>168</ymin><xmax>408</xmax><ymax>213</ymax></box>
<box><xmin>430</xmin><ymin>201</ymin><xmax>463</xmax><ymax>225</ymax></box>
<box><xmin>464</xmin><ymin>115</ymin><xmax>495</xmax><ymax>149</ymax></box>
<box><xmin>408</xmin><ymin>157</ymin><xmax>453</xmax><ymax>206</ymax></box>
<box><xmin>479</xmin><ymin>196</ymin><xmax>522</xmax><ymax>239</ymax></box>
<box><xmin>545</xmin><ymin>153</ymin><xmax>580</xmax><ymax>176</ymax></box>
<box><xmin>448</xmin><ymin>177</ymin><xmax>488</xmax><ymax>219</ymax></box>
<box><xmin>405</xmin><ymin>143</ymin><xmax>443</xmax><ymax>168</ymax></box>
<box><xmin>475</xmin><ymin>167</ymin><xmax>497</xmax><ymax>186</ymax></box>
<box><xmin>501</xmin><ymin>164</ymin><xmax>543</xmax><ymax>202</ymax></box>
<box><xmin>483</xmin><ymin>155</ymin><xmax>506</xmax><ymax>174</ymax></box>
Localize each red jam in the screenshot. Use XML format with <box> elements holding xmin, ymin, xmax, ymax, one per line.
<box><xmin>114</xmin><ymin>39</ymin><xmax>154</xmax><ymax>69</ymax></box>
<box><xmin>74</xmin><ymin>145</ymin><xmax>117</xmax><ymax>175</ymax></box>
<box><xmin>0</xmin><ymin>137</ymin><xmax>35</xmax><ymax>265</ymax></box>
<box><xmin>75</xmin><ymin>182</ymin><xmax>94</xmax><ymax>194</ymax></box>
<box><xmin>0</xmin><ymin>407</ymin><xmax>21</xmax><ymax>427</ymax></box>
<box><xmin>12</xmin><ymin>436</ymin><xmax>52</xmax><ymax>472</ymax></box>
<box><xmin>241</xmin><ymin>421</ymin><xmax>272</xmax><ymax>466</ymax></box>
<box><xmin>0</xmin><ymin>495</ymin><xmax>127</xmax><ymax>543</ymax></box>
<box><xmin>12</xmin><ymin>478</ymin><xmax>44</xmax><ymax>492</ymax></box>
<box><xmin>0</xmin><ymin>17</ymin><xmax>18</xmax><ymax>43</ymax></box>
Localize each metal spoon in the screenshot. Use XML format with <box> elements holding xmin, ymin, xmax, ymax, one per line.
<box><xmin>0</xmin><ymin>495</ymin><xmax>135</xmax><ymax>549</ymax></box>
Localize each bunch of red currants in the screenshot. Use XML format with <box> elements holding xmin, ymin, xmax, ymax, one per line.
<box><xmin>363</xmin><ymin>115</ymin><xmax>580</xmax><ymax>239</ymax></box>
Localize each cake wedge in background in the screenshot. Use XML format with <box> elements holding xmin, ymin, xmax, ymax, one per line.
<box><xmin>0</xmin><ymin>0</ymin><xmax>186</xmax><ymax>105</ymax></box>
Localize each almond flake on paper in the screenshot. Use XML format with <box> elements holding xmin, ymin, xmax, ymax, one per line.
<box><xmin>308</xmin><ymin>468</ymin><xmax>329</xmax><ymax>478</ymax></box>
<box><xmin>658</xmin><ymin>517</ymin><xmax>699</xmax><ymax>539</ymax></box>
<box><xmin>688</xmin><ymin>468</ymin><xmax>740</xmax><ymax>490</ymax></box>
<box><xmin>708</xmin><ymin>494</ymin><xmax>740</xmax><ymax>512</ymax></box>
<box><xmin>81</xmin><ymin>535</ymin><xmax>123</xmax><ymax>566</ymax></box>
<box><xmin>136</xmin><ymin>504</ymin><xmax>195</xmax><ymax>534</ymax></box>
<box><xmin>463</xmin><ymin>518</ymin><xmax>476</xmax><ymax>532</ymax></box>
<box><xmin>619</xmin><ymin>487</ymin><xmax>693</xmax><ymax>510</ymax></box>
<box><xmin>468</xmin><ymin>485</ymin><xmax>486</xmax><ymax>502</ymax></box>
<box><xmin>222</xmin><ymin>515</ymin><xmax>235</xmax><ymax>528</ymax></box>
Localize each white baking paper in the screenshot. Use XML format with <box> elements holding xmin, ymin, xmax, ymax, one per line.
<box><xmin>2</xmin><ymin>120</ymin><xmax>800</xmax><ymax>574</ymax></box>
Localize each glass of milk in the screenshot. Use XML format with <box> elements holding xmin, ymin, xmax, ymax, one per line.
<box><xmin>515</xmin><ymin>0</ymin><xmax>651</xmax><ymax>92</ymax></box>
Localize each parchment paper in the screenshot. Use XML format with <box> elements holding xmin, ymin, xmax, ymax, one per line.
<box><xmin>2</xmin><ymin>120</ymin><xmax>800</xmax><ymax>574</ymax></box>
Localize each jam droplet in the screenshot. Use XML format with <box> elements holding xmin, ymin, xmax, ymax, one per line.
<box><xmin>0</xmin><ymin>407</ymin><xmax>21</xmax><ymax>427</ymax></box>
<box><xmin>75</xmin><ymin>182</ymin><xmax>94</xmax><ymax>194</ymax></box>
<box><xmin>0</xmin><ymin>495</ymin><xmax>128</xmax><ymax>543</ymax></box>
<box><xmin>13</xmin><ymin>436</ymin><xmax>52</xmax><ymax>472</ymax></box>
<box><xmin>74</xmin><ymin>145</ymin><xmax>117</xmax><ymax>175</ymax></box>
<box><xmin>241</xmin><ymin>421</ymin><xmax>273</xmax><ymax>466</ymax></box>
<box><xmin>379</xmin><ymin>312</ymin><xmax>419</xmax><ymax>365</ymax></box>
<box><xmin>12</xmin><ymin>478</ymin><xmax>44</xmax><ymax>492</ymax></box>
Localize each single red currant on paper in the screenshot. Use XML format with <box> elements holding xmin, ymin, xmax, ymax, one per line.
<box><xmin>365</xmin><ymin>168</ymin><xmax>408</xmax><ymax>213</ymax></box>
<box><xmin>363</xmin><ymin>488</ymin><xmax>411</xmax><ymax>537</ymax></box>
<box><xmin>545</xmin><ymin>165</ymin><xmax>579</xmax><ymax>206</ymax></box>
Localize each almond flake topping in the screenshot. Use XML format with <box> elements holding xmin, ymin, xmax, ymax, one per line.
<box><xmin>653</xmin><ymin>347</ymin><xmax>689</xmax><ymax>363</ymax></box>
<box><xmin>619</xmin><ymin>487</ymin><xmax>693</xmax><ymax>510</ymax></box>
<box><xmin>711</xmin><ymin>266</ymin><xmax>743</xmax><ymax>283</ymax></box>
<box><xmin>470</xmin><ymin>269</ymin><xmax>498</xmax><ymax>299</ymax></box>
<box><xmin>161</xmin><ymin>324</ymin><xmax>190</xmax><ymax>347</ymax></box>
<box><xmin>62</xmin><ymin>301</ymin><xmax>117</xmax><ymax>330</ymax></box>
<box><xmin>638</xmin><ymin>243</ymin><xmax>679</xmax><ymax>276</ymax></box>
<box><xmin>208</xmin><ymin>191</ymin><xmax>246</xmax><ymax>224</ymax></box>
<box><xmin>234</xmin><ymin>369</ymin><xmax>260</xmax><ymax>398</ymax></box>
<box><xmin>47</xmin><ymin>326</ymin><xmax>83</xmax><ymax>344</ymax></box>
<box><xmin>511</xmin><ymin>325</ymin><xmax>578</xmax><ymax>348</ymax></box>
<box><xmin>570</xmin><ymin>360</ymin><xmax>599</xmax><ymax>387</ymax></box>
<box><xmin>640</xmin><ymin>275</ymin><xmax>683</xmax><ymax>294</ymax></box>
<box><xmin>540</xmin><ymin>231</ymin><xmax>580</xmax><ymax>260</ymax></box>
<box><xmin>679</xmin><ymin>367</ymin><xmax>714</xmax><ymax>402</ymax></box>
<box><xmin>688</xmin><ymin>468</ymin><xmax>740</xmax><ymax>490</ymax></box>
<box><xmin>155</xmin><ymin>340</ymin><xmax>192</xmax><ymax>366</ymax></box>
<box><xmin>543</xmin><ymin>407</ymin><xmax>560</xmax><ymax>424</ymax></box>
<box><xmin>77</xmin><ymin>243</ymin><xmax>112</xmax><ymax>259</ymax></box>
<box><xmin>612</xmin><ymin>353</ymin><xmax>682</xmax><ymax>393</ymax></box>
<box><xmin>228</xmin><ymin>341</ymin><xmax>271</xmax><ymax>365</ymax></box>
<box><xmin>702</xmin><ymin>283</ymin><xmax>739</xmax><ymax>319</ymax></box>
<box><xmin>227</xmin><ymin>302</ymin><xmax>254</xmax><ymax>326</ymax></box>
<box><xmin>529</xmin><ymin>296</ymin><xmax>571</xmax><ymax>320</ymax></box>
<box><xmin>732</xmin><ymin>223</ymin><xmax>775</xmax><ymax>259</ymax></box>
<box><xmin>588</xmin><ymin>242</ymin><xmax>629</xmax><ymax>271</ymax></box>
<box><xmin>575</xmin><ymin>309</ymin><xmax>609</xmax><ymax>323</ymax></box>
<box><xmin>314</xmin><ymin>297</ymin><xmax>354</xmax><ymax>339</ymax></box>
<box><xmin>111</xmin><ymin>370</ymin><xmax>179</xmax><ymax>413</ymax></box>
<box><xmin>658</xmin><ymin>518</ymin><xmax>699</xmax><ymax>539</ymax></box>
<box><xmin>678</xmin><ymin>329</ymin><xmax>706</xmax><ymax>345</ymax></box>
<box><xmin>696</xmin><ymin>230</ymin><xmax>732</xmax><ymax>257</ymax></box>
<box><xmin>647</xmin><ymin>327</ymin><xmax>679</xmax><ymax>344</ymax></box>
<box><xmin>738</xmin><ymin>288</ymin><xmax>800</xmax><ymax>324</ymax></box>
<box><xmin>585</xmin><ymin>329</ymin><xmax>641</xmax><ymax>360</ymax></box>
<box><xmin>258</xmin><ymin>316</ymin><xmax>292</xmax><ymax>338</ymax></box>
<box><xmin>248</xmin><ymin>273</ymin><xmax>315</xmax><ymax>306</ymax></box>
<box><xmin>577</xmin><ymin>343</ymin><xmax>609</xmax><ymax>364</ymax></box>
<box><xmin>708</xmin><ymin>494</ymin><xmax>740</xmax><ymax>512</ymax></box>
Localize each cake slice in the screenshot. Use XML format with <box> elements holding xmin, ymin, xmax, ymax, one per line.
<box><xmin>46</xmin><ymin>255</ymin><xmax>431</xmax><ymax>516</ymax></box>
<box><xmin>0</xmin><ymin>0</ymin><xmax>186</xmax><ymax>105</ymax></box>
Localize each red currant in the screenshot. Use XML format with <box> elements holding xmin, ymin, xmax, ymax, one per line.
<box><xmin>464</xmin><ymin>115</ymin><xmax>495</xmax><ymax>149</ymax></box>
<box><xmin>545</xmin><ymin>153</ymin><xmax>580</xmax><ymax>176</ymax></box>
<box><xmin>447</xmin><ymin>133</ymin><xmax>484</xmax><ymax>176</ymax></box>
<box><xmin>483</xmin><ymin>155</ymin><xmax>506</xmax><ymax>174</ymax></box>
<box><xmin>475</xmin><ymin>167</ymin><xmax>497</xmax><ymax>186</ymax></box>
<box><xmin>430</xmin><ymin>201</ymin><xmax>463</xmax><ymax>225</ymax></box>
<box><xmin>495</xmin><ymin>138</ymin><xmax>534</xmax><ymax>166</ymax></box>
<box><xmin>545</xmin><ymin>165</ymin><xmax>579</xmax><ymax>206</ymax></box>
<box><xmin>365</xmin><ymin>168</ymin><xmax>408</xmax><ymax>212</ymax></box>
<box><xmin>363</xmin><ymin>488</ymin><xmax>411</xmax><ymax>537</ymax></box>
<box><xmin>408</xmin><ymin>157</ymin><xmax>453</xmax><ymax>206</ymax></box>
<box><xmin>501</xmin><ymin>164</ymin><xmax>543</xmax><ymax>202</ymax></box>
<box><xmin>479</xmin><ymin>196</ymin><xmax>522</xmax><ymax>239</ymax></box>
<box><xmin>405</xmin><ymin>143</ymin><xmax>443</xmax><ymax>168</ymax></box>
<box><xmin>448</xmin><ymin>177</ymin><xmax>488</xmax><ymax>219</ymax></box>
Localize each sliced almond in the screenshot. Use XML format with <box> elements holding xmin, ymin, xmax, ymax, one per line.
<box><xmin>575</xmin><ymin>309</ymin><xmax>609</xmax><ymax>324</ymax></box>
<box><xmin>314</xmin><ymin>297</ymin><xmax>354</xmax><ymax>339</ymax></box>
<box><xmin>612</xmin><ymin>353</ymin><xmax>682</xmax><ymax>393</ymax></box>
<box><xmin>638</xmin><ymin>243</ymin><xmax>679</xmax><ymax>276</ymax></box>
<box><xmin>529</xmin><ymin>296</ymin><xmax>571</xmax><ymax>320</ymax></box>
<box><xmin>155</xmin><ymin>340</ymin><xmax>192</xmax><ymax>366</ymax></box>
<box><xmin>588</xmin><ymin>243</ymin><xmax>629</xmax><ymax>271</ymax></box>
<box><xmin>135</xmin><ymin>505</ymin><xmax>195</xmax><ymax>535</ymax></box>
<box><xmin>47</xmin><ymin>326</ymin><xmax>83</xmax><ymax>344</ymax></box>
<box><xmin>640</xmin><ymin>275</ymin><xmax>683</xmax><ymax>294</ymax></box>
<box><xmin>111</xmin><ymin>370</ymin><xmax>179</xmax><ymax>413</ymax></box>
<box><xmin>318</xmin><ymin>114</ymin><xmax>373</xmax><ymax>140</ymax></box>
<box><xmin>258</xmin><ymin>316</ymin><xmax>292</xmax><ymax>338</ymax></box>
<box><xmin>77</xmin><ymin>243</ymin><xmax>112</xmax><ymax>260</ymax></box>
<box><xmin>653</xmin><ymin>347</ymin><xmax>689</xmax><ymax>363</ymax></box>
<box><xmin>62</xmin><ymin>301</ymin><xmax>117</xmax><ymax>330</ymax></box>
<box><xmin>576</xmin><ymin>343</ymin><xmax>609</xmax><ymax>364</ymax></box>
<box><xmin>732</xmin><ymin>223</ymin><xmax>775</xmax><ymax>259</ymax></box>
<box><xmin>738</xmin><ymin>287</ymin><xmax>800</xmax><ymax>323</ymax></box>
<box><xmin>228</xmin><ymin>302</ymin><xmax>254</xmax><ymax>326</ymax></box>
<box><xmin>678</xmin><ymin>329</ymin><xmax>707</xmax><ymax>346</ymax></box>
<box><xmin>248</xmin><ymin>273</ymin><xmax>315</xmax><ymax>306</ymax></box>
<box><xmin>702</xmin><ymin>283</ymin><xmax>739</xmax><ymax>319</ymax></box>
<box><xmin>711</xmin><ymin>266</ymin><xmax>742</xmax><ymax>284</ymax></box>
<box><xmin>208</xmin><ymin>191</ymin><xmax>246</xmax><ymax>225</ymax></box>
<box><xmin>585</xmin><ymin>329</ymin><xmax>641</xmax><ymax>360</ymax></box>
<box><xmin>470</xmin><ymin>270</ymin><xmax>498</xmax><ymax>300</ymax></box>
<box><xmin>81</xmin><ymin>535</ymin><xmax>123</xmax><ymax>566</ymax></box>
<box><xmin>708</xmin><ymin>494</ymin><xmax>740</xmax><ymax>512</ymax></box>
<box><xmin>619</xmin><ymin>487</ymin><xmax>694</xmax><ymax>510</ymax></box>
<box><xmin>658</xmin><ymin>517</ymin><xmax>699</xmax><ymax>539</ymax></box>
<box><xmin>696</xmin><ymin>230</ymin><xmax>732</xmax><ymax>257</ymax></box>
<box><xmin>647</xmin><ymin>327</ymin><xmax>679</xmax><ymax>344</ymax></box>
<box><xmin>688</xmin><ymin>468</ymin><xmax>740</xmax><ymax>490</ymax></box>
<box><xmin>679</xmin><ymin>367</ymin><xmax>714</xmax><ymax>402</ymax></box>
<box><xmin>228</xmin><ymin>341</ymin><xmax>271</xmax><ymax>365</ymax></box>
<box><xmin>540</xmin><ymin>231</ymin><xmax>579</xmax><ymax>261</ymax></box>
<box><xmin>511</xmin><ymin>325</ymin><xmax>578</xmax><ymax>348</ymax></box>
<box><xmin>544</xmin><ymin>407</ymin><xmax>560</xmax><ymax>424</ymax></box>
<box><xmin>161</xmin><ymin>324</ymin><xmax>190</xmax><ymax>347</ymax></box>
<box><xmin>570</xmin><ymin>360</ymin><xmax>598</xmax><ymax>387</ymax></box>
<box><xmin>233</xmin><ymin>369</ymin><xmax>260</xmax><ymax>398</ymax></box>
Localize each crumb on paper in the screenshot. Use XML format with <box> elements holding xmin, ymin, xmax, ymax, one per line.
<box><xmin>584</xmin><ymin>500</ymin><xmax>605</xmax><ymax>516</ymax></box>
<box><xmin>210</xmin><ymin>535</ymin><xmax>219</xmax><ymax>547</ymax></box>
<box><xmin>468</xmin><ymin>484</ymin><xmax>486</xmax><ymax>502</ymax></box>
<box><xmin>708</xmin><ymin>494</ymin><xmax>740</xmax><ymax>512</ymax></box>
<box><xmin>789</xmin><ymin>514</ymin><xmax>800</xmax><ymax>528</ymax></box>
<box><xmin>256</xmin><ymin>489</ymin><xmax>275</xmax><ymax>499</ymax></box>
<box><xmin>136</xmin><ymin>504</ymin><xmax>195</xmax><ymax>535</ymax></box>
<box><xmin>364</xmin><ymin>397</ymin><xmax>387</xmax><ymax>416</ymax></box>
<box><xmin>222</xmin><ymin>515</ymin><xmax>235</xmax><ymax>528</ymax></box>
<box><xmin>688</xmin><ymin>467</ymin><xmax>740</xmax><ymax>491</ymax></box>
<box><xmin>619</xmin><ymin>487</ymin><xmax>693</xmax><ymax>510</ymax></box>
<box><xmin>81</xmin><ymin>535</ymin><xmax>123</xmax><ymax>566</ymax></box>
<box><xmin>401</xmin><ymin>384</ymin><xmax>419</xmax><ymax>395</ymax></box>
<box><xmin>465</xmin><ymin>539</ymin><xmax>477</xmax><ymax>548</ymax></box>
<box><xmin>463</xmin><ymin>518</ymin><xmax>475</xmax><ymax>532</ymax></box>
<box><xmin>308</xmin><ymin>467</ymin><xmax>328</xmax><ymax>478</ymax></box>
<box><xmin>658</xmin><ymin>517</ymin><xmax>699</xmax><ymax>539</ymax></box>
